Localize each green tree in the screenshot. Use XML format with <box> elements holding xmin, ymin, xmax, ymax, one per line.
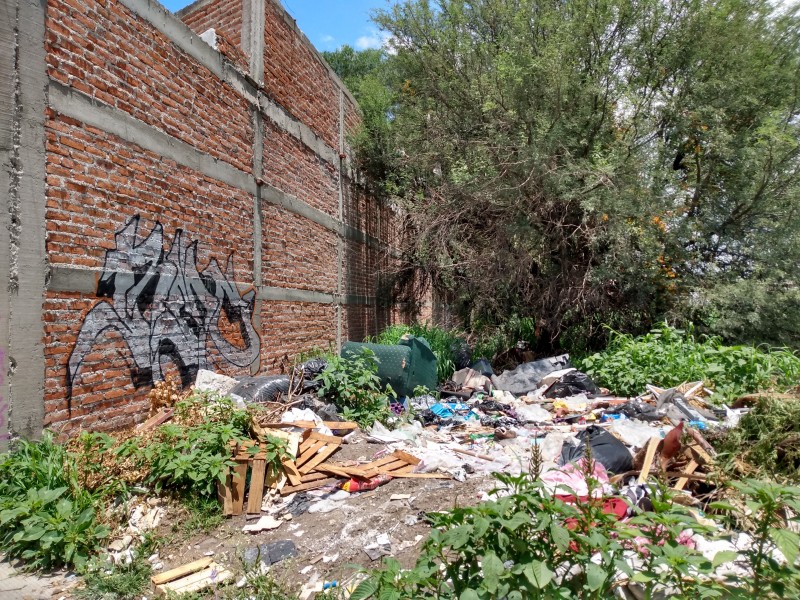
<box><xmin>361</xmin><ymin>0</ymin><xmax>800</xmax><ymax>350</ymax></box>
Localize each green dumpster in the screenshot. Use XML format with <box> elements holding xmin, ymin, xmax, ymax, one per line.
<box><xmin>341</xmin><ymin>336</ymin><xmax>438</xmax><ymax>397</ymax></box>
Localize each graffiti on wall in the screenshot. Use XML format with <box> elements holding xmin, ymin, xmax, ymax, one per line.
<box><xmin>67</xmin><ymin>215</ymin><xmax>261</xmax><ymax>407</ymax></box>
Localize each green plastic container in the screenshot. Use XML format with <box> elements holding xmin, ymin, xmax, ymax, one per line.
<box><xmin>341</xmin><ymin>336</ymin><xmax>438</xmax><ymax>397</ymax></box>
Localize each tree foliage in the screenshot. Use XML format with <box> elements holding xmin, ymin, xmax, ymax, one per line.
<box><xmin>332</xmin><ymin>0</ymin><xmax>800</xmax><ymax>350</ymax></box>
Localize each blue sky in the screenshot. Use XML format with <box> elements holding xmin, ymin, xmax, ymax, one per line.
<box><xmin>161</xmin><ymin>0</ymin><xmax>393</xmax><ymax>53</ymax></box>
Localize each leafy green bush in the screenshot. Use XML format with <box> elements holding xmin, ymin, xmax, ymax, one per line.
<box><xmin>316</xmin><ymin>348</ymin><xmax>391</xmax><ymax>428</ymax></box>
<box><xmin>116</xmin><ymin>396</ymin><xmax>286</xmax><ymax>499</ymax></box>
<box><xmin>352</xmin><ymin>465</ymin><xmax>800</xmax><ymax>599</ymax></box>
<box><xmin>0</xmin><ymin>433</ymin><xmax>110</xmax><ymax>571</ymax></box>
<box><xmin>368</xmin><ymin>323</ymin><xmax>463</xmax><ymax>383</ymax></box>
<box><xmin>578</xmin><ymin>324</ymin><xmax>800</xmax><ymax>398</ymax></box>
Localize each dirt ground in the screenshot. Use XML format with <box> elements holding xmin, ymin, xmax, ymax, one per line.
<box><xmin>159</xmin><ymin>435</ymin><xmax>494</xmax><ymax>588</ymax></box>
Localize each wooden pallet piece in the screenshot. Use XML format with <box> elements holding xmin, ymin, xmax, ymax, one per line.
<box><xmin>270</xmin><ymin>430</ymin><xmax>301</xmax><ymax>492</ymax></box>
<box><xmin>247</xmin><ymin>458</ymin><xmax>267</xmax><ymax>515</ymax></box>
<box><xmin>638</xmin><ymin>437</ymin><xmax>661</xmax><ymax>484</ymax></box>
<box><xmin>300</xmin><ymin>471</ymin><xmax>332</xmax><ymax>483</ymax></box>
<box><xmin>151</xmin><ymin>556</ymin><xmax>214</xmax><ymax>586</ymax></box>
<box><xmin>315</xmin><ymin>463</ymin><xmax>372</xmax><ymax>479</ymax></box>
<box><xmin>231</xmin><ymin>461</ymin><xmax>248</xmax><ymax>516</ymax></box>
<box><xmin>295</xmin><ymin>440</ymin><xmax>327</xmax><ymax>468</ymax></box>
<box><xmin>674</xmin><ymin>459</ymin><xmax>699</xmax><ymax>491</ymax></box>
<box><xmin>390</xmin><ymin>450</ymin><xmax>421</xmax><ymax>465</ymax></box>
<box><xmin>280</xmin><ymin>477</ymin><xmax>338</xmax><ymax>496</ymax></box>
<box><xmin>308</xmin><ymin>431</ymin><xmax>343</xmax><ymax>444</ymax></box>
<box><xmin>137</xmin><ymin>408</ymin><xmax>175</xmax><ymax>432</ymax></box>
<box><xmin>299</xmin><ymin>442</ymin><xmax>341</xmax><ymax>474</ymax></box>
<box><xmin>219</xmin><ymin>472</ymin><xmax>234</xmax><ymax>516</ymax></box>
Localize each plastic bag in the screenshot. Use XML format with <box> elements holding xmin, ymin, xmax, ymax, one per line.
<box><xmin>544</xmin><ymin>371</ymin><xmax>601</xmax><ymax>399</ymax></box>
<box><xmin>559</xmin><ymin>425</ymin><xmax>633</xmax><ymax>474</ymax></box>
<box><xmin>492</xmin><ymin>354</ymin><xmax>572</xmax><ymax>395</ymax></box>
<box><xmin>471</xmin><ymin>358</ymin><xmax>494</xmax><ymax>378</ymax></box>
<box><xmin>231</xmin><ymin>375</ymin><xmax>298</xmax><ymax>403</ymax></box>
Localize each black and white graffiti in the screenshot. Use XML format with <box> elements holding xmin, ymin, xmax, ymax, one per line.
<box><xmin>67</xmin><ymin>215</ymin><xmax>261</xmax><ymax>407</ymax></box>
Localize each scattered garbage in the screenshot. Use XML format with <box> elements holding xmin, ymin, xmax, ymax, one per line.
<box><xmin>243</xmin><ymin>540</ymin><xmax>298</xmax><ymax>567</ymax></box>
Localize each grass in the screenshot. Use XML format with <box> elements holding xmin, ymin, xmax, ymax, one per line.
<box><xmin>75</xmin><ymin>534</ymin><xmax>161</xmax><ymax>600</ymax></box>
<box><xmin>177</xmin><ymin>495</ymin><xmax>225</xmax><ymax>535</ymax></box>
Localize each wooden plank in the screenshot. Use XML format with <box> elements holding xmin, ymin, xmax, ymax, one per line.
<box><xmin>136</xmin><ymin>408</ymin><xmax>175</xmax><ymax>432</ymax></box>
<box><xmin>375</xmin><ymin>472</ymin><xmax>451</xmax><ymax>479</ymax></box>
<box><xmin>453</xmin><ymin>448</ymin><xmax>499</xmax><ymax>462</ymax></box>
<box><xmin>373</xmin><ymin>459</ymin><xmax>407</xmax><ymax>472</ymax></box>
<box><xmin>391</xmin><ymin>464</ymin><xmax>417</xmax><ymax>475</ymax></box>
<box><xmin>295</xmin><ymin>440</ymin><xmax>327</xmax><ymax>468</ymax></box>
<box><xmin>232</xmin><ymin>461</ymin><xmax>248</xmax><ymax>516</ymax></box>
<box><xmin>309</xmin><ymin>431</ymin><xmax>343</xmax><ymax>445</ymax></box>
<box><xmin>246</xmin><ymin>459</ymin><xmax>267</xmax><ymax>515</ymax></box>
<box><xmin>300</xmin><ymin>471</ymin><xmax>332</xmax><ymax>483</ymax></box>
<box><xmin>311</xmin><ymin>464</ymin><xmax>351</xmax><ymax>478</ymax></box>
<box><xmin>638</xmin><ymin>437</ymin><xmax>660</xmax><ymax>483</ymax></box>
<box><xmin>362</xmin><ymin>454</ymin><xmax>405</xmax><ymax>470</ymax></box>
<box><xmin>260</xmin><ymin>421</ymin><xmax>359</xmax><ymax>430</ymax></box>
<box><xmin>390</xmin><ymin>449</ymin><xmax>421</xmax><ymax>466</ymax></box>
<box><xmin>315</xmin><ymin>463</ymin><xmax>371</xmax><ymax>479</ymax></box>
<box><xmin>151</xmin><ymin>556</ymin><xmax>213</xmax><ymax>585</ymax></box>
<box><xmin>300</xmin><ymin>443</ymin><xmax>341</xmax><ymax>474</ymax></box>
<box><xmin>674</xmin><ymin>459</ymin><xmax>699</xmax><ymax>491</ymax></box>
<box><xmin>218</xmin><ymin>473</ymin><xmax>234</xmax><ymax>517</ymax></box>
<box><xmin>282</xmin><ymin>459</ymin><xmax>303</xmax><ymax>487</ymax></box>
<box><xmin>280</xmin><ymin>477</ymin><xmax>338</xmax><ymax>496</ymax></box>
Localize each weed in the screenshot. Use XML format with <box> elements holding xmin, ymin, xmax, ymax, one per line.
<box><xmin>177</xmin><ymin>495</ymin><xmax>225</xmax><ymax>535</ymax></box>
<box><xmin>716</xmin><ymin>396</ymin><xmax>800</xmax><ymax>480</ymax></box>
<box><xmin>350</xmin><ymin>469</ymin><xmax>800</xmax><ymax>599</ymax></box>
<box><xmin>578</xmin><ymin>323</ymin><xmax>800</xmax><ymax>399</ymax></box>
<box><xmin>471</xmin><ymin>314</ymin><xmax>537</xmax><ymax>363</ymax></box>
<box><xmin>316</xmin><ymin>348</ymin><xmax>391</xmax><ymax>428</ymax></box>
<box><xmin>0</xmin><ymin>433</ymin><xmax>110</xmax><ymax>571</ymax></box>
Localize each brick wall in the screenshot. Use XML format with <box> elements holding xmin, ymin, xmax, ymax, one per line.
<box><xmin>37</xmin><ymin>0</ymin><xmax>411</xmax><ymax>434</ymax></box>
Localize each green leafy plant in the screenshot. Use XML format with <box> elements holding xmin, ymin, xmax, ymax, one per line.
<box><xmin>350</xmin><ymin>460</ymin><xmax>800</xmax><ymax>599</ymax></box>
<box><xmin>116</xmin><ymin>396</ymin><xmax>286</xmax><ymax>499</ymax></box>
<box><xmin>316</xmin><ymin>348</ymin><xmax>392</xmax><ymax>428</ymax></box>
<box><xmin>578</xmin><ymin>323</ymin><xmax>800</xmax><ymax>398</ymax></box>
<box><xmin>75</xmin><ymin>534</ymin><xmax>161</xmax><ymax>600</ymax></box>
<box><xmin>0</xmin><ymin>433</ymin><xmax>110</xmax><ymax>571</ymax></box>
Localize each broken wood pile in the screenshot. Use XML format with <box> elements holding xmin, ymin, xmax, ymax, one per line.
<box><xmin>151</xmin><ymin>556</ymin><xmax>233</xmax><ymax>596</ymax></box>
<box><xmin>217</xmin><ymin>422</ymin><xmax>448</xmax><ymax>517</ymax></box>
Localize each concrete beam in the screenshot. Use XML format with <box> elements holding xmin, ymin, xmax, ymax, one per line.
<box><xmin>47</xmin><ymin>266</ymin><xmax>375</xmax><ymax>306</ymax></box>
<box><xmin>241</xmin><ymin>0</ymin><xmax>265</xmax><ymax>83</ymax></box>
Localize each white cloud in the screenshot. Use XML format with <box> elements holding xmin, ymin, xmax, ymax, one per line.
<box><xmin>320</xmin><ymin>34</ymin><xmax>335</xmax><ymax>43</ymax></box>
<box><xmin>355</xmin><ymin>29</ymin><xmax>390</xmax><ymax>50</ymax></box>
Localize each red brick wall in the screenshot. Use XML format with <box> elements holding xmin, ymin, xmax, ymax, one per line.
<box><xmin>41</xmin><ymin>0</ymin><xmax>411</xmax><ymax>434</ymax></box>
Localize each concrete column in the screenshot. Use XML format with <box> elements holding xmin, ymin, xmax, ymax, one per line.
<box><xmin>0</xmin><ymin>0</ymin><xmax>47</xmax><ymax>446</ymax></box>
<box><xmin>241</xmin><ymin>0</ymin><xmax>265</xmax><ymax>83</ymax></box>
<box><xmin>336</xmin><ymin>88</ymin><xmax>344</xmax><ymax>352</ymax></box>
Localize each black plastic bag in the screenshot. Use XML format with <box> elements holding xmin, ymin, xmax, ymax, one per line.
<box><xmin>231</xmin><ymin>375</ymin><xmax>298</xmax><ymax>403</ymax></box>
<box><xmin>544</xmin><ymin>371</ymin><xmax>601</xmax><ymax>399</ymax></box>
<box><xmin>607</xmin><ymin>401</ymin><xmax>663</xmax><ymax>422</ymax></box>
<box><xmin>451</xmin><ymin>339</ymin><xmax>473</xmax><ymax>371</ymax></box>
<box><xmin>471</xmin><ymin>358</ymin><xmax>494</xmax><ymax>378</ymax></box>
<box><xmin>559</xmin><ymin>425</ymin><xmax>633</xmax><ymax>474</ymax></box>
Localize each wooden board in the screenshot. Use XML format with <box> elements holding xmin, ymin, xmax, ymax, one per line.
<box><xmin>674</xmin><ymin>459</ymin><xmax>699</xmax><ymax>491</ymax></box>
<box><xmin>390</xmin><ymin>449</ymin><xmax>421</xmax><ymax>466</ymax></box>
<box><xmin>280</xmin><ymin>477</ymin><xmax>338</xmax><ymax>496</ymax></box>
<box><xmin>151</xmin><ymin>556</ymin><xmax>214</xmax><ymax>586</ymax></box>
<box><xmin>308</xmin><ymin>431</ymin><xmax>342</xmax><ymax>445</ymax></box>
<box><xmin>638</xmin><ymin>437</ymin><xmax>660</xmax><ymax>483</ymax></box>
<box><xmin>266</xmin><ymin>430</ymin><xmax>300</xmax><ymax>492</ymax></box>
<box><xmin>219</xmin><ymin>474</ymin><xmax>234</xmax><ymax>517</ymax></box>
<box><xmin>299</xmin><ymin>443</ymin><xmax>341</xmax><ymax>474</ymax></box>
<box><xmin>246</xmin><ymin>459</ymin><xmax>267</xmax><ymax>515</ymax></box>
<box><xmin>136</xmin><ymin>408</ymin><xmax>175</xmax><ymax>432</ymax></box>
<box><xmin>315</xmin><ymin>463</ymin><xmax>371</xmax><ymax>479</ymax></box>
<box><xmin>295</xmin><ymin>440</ymin><xmax>327</xmax><ymax>468</ymax></box>
<box><xmin>299</xmin><ymin>471</ymin><xmax>332</xmax><ymax>483</ymax></box>
<box><xmin>260</xmin><ymin>421</ymin><xmax>359</xmax><ymax>430</ymax></box>
<box><xmin>232</xmin><ymin>461</ymin><xmax>248</xmax><ymax>516</ymax></box>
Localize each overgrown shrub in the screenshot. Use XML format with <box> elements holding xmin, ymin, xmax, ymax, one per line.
<box><xmin>716</xmin><ymin>396</ymin><xmax>800</xmax><ymax>480</ymax></box>
<box><xmin>0</xmin><ymin>433</ymin><xmax>110</xmax><ymax>571</ymax></box>
<box><xmin>316</xmin><ymin>348</ymin><xmax>392</xmax><ymax>428</ymax></box>
<box><xmin>578</xmin><ymin>324</ymin><xmax>800</xmax><ymax>398</ymax></box>
<box><xmin>471</xmin><ymin>315</ymin><xmax>537</xmax><ymax>363</ymax></box>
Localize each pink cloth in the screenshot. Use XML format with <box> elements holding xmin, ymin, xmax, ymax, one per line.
<box><xmin>540</xmin><ymin>459</ymin><xmax>611</xmax><ymax>498</ymax></box>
